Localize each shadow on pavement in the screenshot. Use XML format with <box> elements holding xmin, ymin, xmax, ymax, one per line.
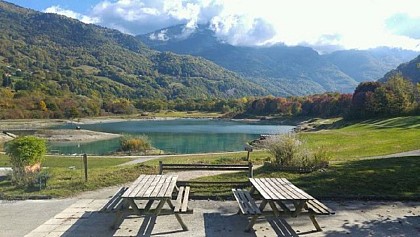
<box><xmin>324</xmin><ymin>215</ymin><xmax>420</xmax><ymax>236</ymax></box>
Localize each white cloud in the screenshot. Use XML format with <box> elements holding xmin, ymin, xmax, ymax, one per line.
<box><xmin>46</xmin><ymin>0</ymin><xmax>420</xmax><ymax>51</ymax></box>
<box><xmin>149</xmin><ymin>29</ymin><xmax>169</xmax><ymax>41</ymax></box>
<box><xmin>44</xmin><ymin>6</ymin><xmax>99</xmax><ymax>24</ymax></box>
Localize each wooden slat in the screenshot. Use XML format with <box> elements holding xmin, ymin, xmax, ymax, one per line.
<box><xmin>232</xmin><ymin>189</ymin><xmax>261</xmax><ymax>215</ymax></box>
<box><xmin>306</xmin><ymin>199</ymin><xmax>334</xmax><ymax>215</ymax></box>
<box><xmin>243</xmin><ymin>190</ymin><xmax>261</xmax><ymax>214</ymax></box>
<box><xmin>265</xmin><ymin>178</ymin><xmax>296</xmax><ymax>200</ymax></box>
<box><xmin>147</xmin><ymin>175</ymin><xmax>166</xmax><ymax>198</ymax></box>
<box><xmin>123</xmin><ymin>175</ymin><xmax>178</xmax><ymax>199</ymax></box>
<box><xmin>181</xmin><ymin>186</ymin><xmax>190</xmax><ymax>212</ymax></box>
<box><xmin>122</xmin><ymin>175</ymin><xmax>146</xmax><ymax>197</ymax></box>
<box><xmin>157</xmin><ymin>176</ymin><xmax>173</xmax><ymax>198</ymax></box>
<box><xmin>259</xmin><ymin>178</ymin><xmax>287</xmax><ymax>200</ymax></box>
<box><xmin>163</xmin><ymin>176</ymin><xmax>178</xmax><ymax>198</ymax></box>
<box><xmin>250</xmin><ymin>178</ymin><xmax>279</xmax><ymax>200</ymax></box>
<box><xmin>279</xmin><ymin>178</ymin><xmax>314</xmax><ymax>200</ymax></box>
<box><xmin>232</xmin><ymin>189</ymin><xmax>247</xmax><ymax>214</ymax></box>
<box><xmin>136</xmin><ymin>175</ymin><xmax>158</xmax><ymax>197</ymax></box>
<box><xmin>101</xmin><ymin>187</ymin><xmax>127</xmax><ymax>212</ymax></box>
<box><xmin>272</xmin><ymin>178</ymin><xmax>305</xmax><ymax>200</ymax></box>
<box><xmin>124</xmin><ymin>175</ymin><xmax>153</xmax><ymax>198</ymax></box>
<box><xmin>174</xmin><ymin>186</ymin><xmax>185</xmax><ymax>212</ymax></box>
<box><xmin>250</xmin><ymin>178</ymin><xmax>313</xmax><ymax>201</ymax></box>
<box><xmin>162</xmin><ymin>164</ymin><xmax>249</xmax><ymax>168</ymax></box>
<box><xmin>237</xmin><ymin>189</ymin><xmax>252</xmax><ymax>214</ymax></box>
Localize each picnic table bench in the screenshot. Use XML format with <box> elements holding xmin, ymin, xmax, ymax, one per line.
<box><xmin>233</xmin><ymin>178</ymin><xmax>334</xmax><ymax>232</ymax></box>
<box><xmin>100</xmin><ymin>187</ymin><xmax>128</xmax><ymax>213</ymax></box>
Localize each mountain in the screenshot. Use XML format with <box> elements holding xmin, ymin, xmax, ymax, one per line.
<box><xmin>0</xmin><ymin>1</ymin><xmax>266</xmax><ymax>102</ymax></box>
<box><xmin>139</xmin><ymin>24</ymin><xmax>418</xmax><ymax>96</ymax></box>
<box><xmin>380</xmin><ymin>55</ymin><xmax>420</xmax><ymax>83</ymax></box>
<box><xmin>324</xmin><ymin>47</ymin><xmax>418</xmax><ymax>83</ymax></box>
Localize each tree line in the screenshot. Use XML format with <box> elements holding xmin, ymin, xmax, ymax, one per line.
<box><xmin>1</xmin><ymin>68</ymin><xmax>418</xmax><ymax>120</ymax></box>
<box><xmin>242</xmin><ymin>75</ymin><xmax>420</xmax><ymax>120</ymax></box>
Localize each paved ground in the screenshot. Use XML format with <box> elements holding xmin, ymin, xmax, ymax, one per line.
<box><xmin>1</xmin><ymin>183</ymin><xmax>419</xmax><ymax>237</ymax></box>
<box><xmin>0</xmin><ymin>198</ymin><xmax>77</xmax><ymax>237</ymax></box>
<box><xmin>18</xmin><ymin>197</ymin><xmax>420</xmax><ymax>237</ymax></box>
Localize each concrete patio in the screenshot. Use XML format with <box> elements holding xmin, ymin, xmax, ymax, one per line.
<box><xmin>20</xmin><ymin>198</ymin><xmax>420</xmax><ymax>237</ymax></box>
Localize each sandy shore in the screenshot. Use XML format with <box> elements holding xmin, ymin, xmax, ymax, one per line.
<box><xmin>34</xmin><ymin>129</ymin><xmax>122</xmax><ymax>142</ymax></box>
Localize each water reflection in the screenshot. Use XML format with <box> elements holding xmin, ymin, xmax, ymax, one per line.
<box><xmin>50</xmin><ymin>119</ymin><xmax>294</xmax><ymax>155</ymax></box>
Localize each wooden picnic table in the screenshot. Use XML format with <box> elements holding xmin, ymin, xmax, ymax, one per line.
<box><xmin>113</xmin><ymin>174</ymin><xmax>188</xmax><ymax>230</ymax></box>
<box><xmin>246</xmin><ymin>177</ymin><xmax>315</xmax><ymax>231</ymax></box>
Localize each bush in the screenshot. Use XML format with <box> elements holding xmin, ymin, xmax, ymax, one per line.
<box><xmin>120</xmin><ymin>135</ymin><xmax>151</xmax><ymax>153</ymax></box>
<box><xmin>5</xmin><ymin>136</ymin><xmax>47</xmax><ymax>186</ymax></box>
<box><xmin>264</xmin><ymin>133</ymin><xmax>330</xmax><ymax>168</ymax></box>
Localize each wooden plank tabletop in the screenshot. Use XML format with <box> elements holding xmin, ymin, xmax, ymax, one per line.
<box><xmin>250</xmin><ymin>178</ymin><xmax>313</xmax><ymax>201</ymax></box>
<box><xmin>122</xmin><ymin>175</ymin><xmax>178</xmax><ymax>199</ymax></box>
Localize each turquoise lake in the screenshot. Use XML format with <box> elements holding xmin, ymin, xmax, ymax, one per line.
<box><xmin>50</xmin><ymin>119</ymin><xmax>294</xmax><ymax>155</ymax></box>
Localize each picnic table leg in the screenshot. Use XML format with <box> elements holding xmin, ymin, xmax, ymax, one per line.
<box><xmin>166</xmin><ymin>199</ymin><xmax>188</xmax><ymax>231</ymax></box>
<box><xmin>268</xmin><ymin>201</ymin><xmax>280</xmax><ymax>217</ymax></box>
<box><xmin>144</xmin><ymin>200</ymin><xmax>155</xmax><ymax>213</ymax></box>
<box><xmin>245</xmin><ymin>199</ymin><xmax>267</xmax><ymax>232</ymax></box>
<box><xmin>154</xmin><ymin>199</ymin><xmax>166</xmax><ymax>216</ymax></box>
<box><xmin>111</xmin><ymin>199</ymin><xmax>128</xmax><ymax>230</ymax></box>
<box><xmin>127</xmin><ymin>198</ymin><xmax>141</xmax><ymax>215</ymax></box>
<box><xmin>111</xmin><ymin>210</ymin><xmax>124</xmax><ymax>230</ymax></box>
<box><xmin>291</xmin><ymin>200</ymin><xmax>306</xmax><ymax>217</ymax></box>
<box><xmin>309</xmin><ymin>214</ymin><xmax>322</xmax><ymax>231</ymax></box>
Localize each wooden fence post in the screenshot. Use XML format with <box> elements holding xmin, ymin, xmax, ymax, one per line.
<box><xmin>244</xmin><ymin>145</ymin><xmax>253</xmax><ymax>161</ymax></box>
<box><xmin>248</xmin><ymin>162</ymin><xmax>253</xmax><ymax>178</ymax></box>
<box><xmin>159</xmin><ymin>161</ymin><xmax>163</xmax><ymax>175</ymax></box>
<box><xmin>83</xmin><ymin>153</ymin><xmax>88</xmax><ymax>182</ymax></box>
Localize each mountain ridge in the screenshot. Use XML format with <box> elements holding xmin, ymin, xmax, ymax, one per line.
<box><xmin>0</xmin><ymin>1</ymin><xmax>267</xmax><ymax>101</ymax></box>
<box><xmin>138</xmin><ymin>24</ymin><xmax>418</xmax><ymax>96</ymax></box>
<box><xmin>380</xmin><ymin>55</ymin><xmax>420</xmax><ymax>83</ymax></box>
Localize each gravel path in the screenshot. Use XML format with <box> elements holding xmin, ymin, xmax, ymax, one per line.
<box><xmin>364</xmin><ymin>149</ymin><xmax>420</xmax><ymax>159</ymax></box>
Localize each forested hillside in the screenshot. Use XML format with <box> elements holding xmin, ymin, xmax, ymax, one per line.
<box><xmin>0</xmin><ymin>1</ymin><xmax>266</xmax><ymax>119</ymax></box>
<box><xmin>380</xmin><ymin>55</ymin><xmax>420</xmax><ymax>84</ymax></box>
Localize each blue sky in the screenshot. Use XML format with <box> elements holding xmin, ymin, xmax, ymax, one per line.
<box><xmin>5</xmin><ymin>0</ymin><xmax>420</xmax><ymax>52</ymax></box>
<box><xmin>7</xmin><ymin>0</ymin><xmax>97</xmax><ymax>14</ymax></box>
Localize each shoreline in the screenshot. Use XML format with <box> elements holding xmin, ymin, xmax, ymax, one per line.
<box><xmin>0</xmin><ymin>115</ymin><xmax>295</xmax><ymax>146</ymax></box>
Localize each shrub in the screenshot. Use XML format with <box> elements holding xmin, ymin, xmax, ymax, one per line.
<box><xmin>5</xmin><ymin>136</ymin><xmax>47</xmax><ymax>186</ymax></box>
<box><xmin>120</xmin><ymin>135</ymin><xmax>151</xmax><ymax>153</ymax></box>
<box><xmin>264</xmin><ymin>133</ymin><xmax>329</xmax><ymax>168</ymax></box>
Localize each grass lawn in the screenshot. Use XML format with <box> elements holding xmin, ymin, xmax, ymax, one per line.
<box><xmin>142</xmin><ymin>150</ymin><xmax>271</xmax><ymax>166</ymax></box>
<box><xmin>0</xmin><ymin>156</ymin><xmax>149</xmax><ymax>198</ymax></box>
<box><xmin>301</xmin><ymin>116</ymin><xmax>420</xmax><ymax>160</ymax></box>
<box><xmin>0</xmin><ymin>155</ymin><xmax>134</xmax><ymax>168</ymax></box>
<box><xmin>190</xmin><ymin>156</ymin><xmax>420</xmax><ymax>199</ymax></box>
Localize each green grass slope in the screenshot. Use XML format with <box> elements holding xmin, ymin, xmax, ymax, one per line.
<box><xmin>0</xmin><ymin>1</ymin><xmax>266</xmax><ymax>101</ymax></box>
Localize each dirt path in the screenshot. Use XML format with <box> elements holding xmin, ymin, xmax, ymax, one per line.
<box><xmin>117</xmin><ymin>151</ymin><xmax>245</xmax><ymax>166</ymax></box>
<box><xmin>363</xmin><ymin>149</ymin><xmax>420</xmax><ymax>159</ymax></box>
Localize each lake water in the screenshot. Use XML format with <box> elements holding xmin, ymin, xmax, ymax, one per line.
<box><xmin>50</xmin><ymin>119</ymin><xmax>294</xmax><ymax>155</ymax></box>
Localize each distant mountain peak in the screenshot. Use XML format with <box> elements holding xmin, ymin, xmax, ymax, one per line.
<box><xmin>138</xmin><ymin>24</ymin><xmax>418</xmax><ymax>96</ymax></box>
